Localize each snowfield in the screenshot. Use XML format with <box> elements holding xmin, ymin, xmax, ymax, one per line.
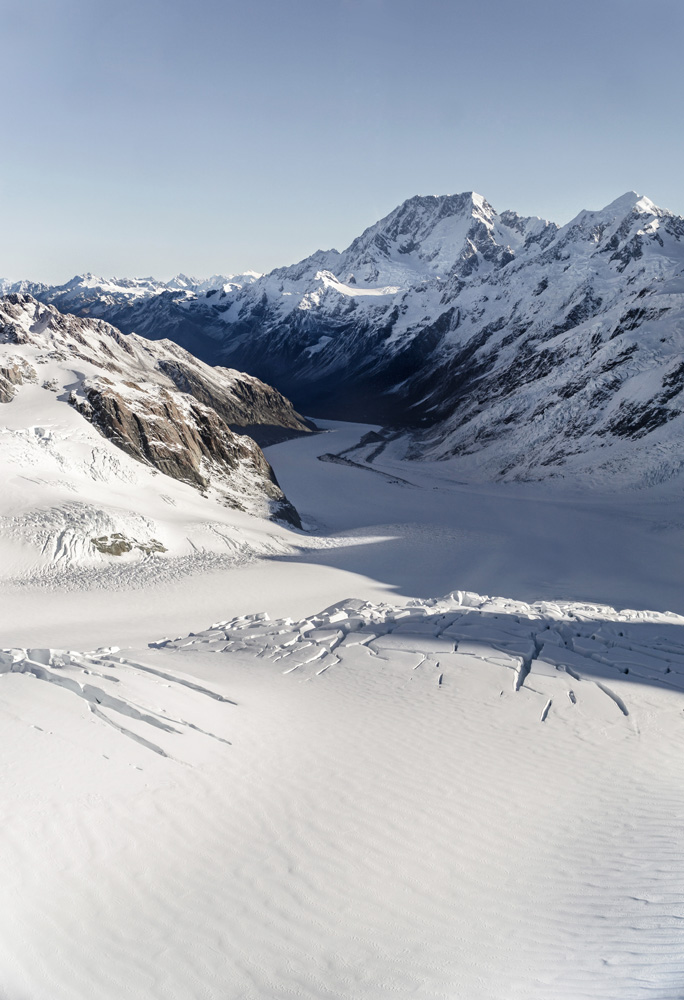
<box><xmin>2</xmin><ymin>421</ymin><xmax>684</xmax><ymax>998</ymax></box>
<box><xmin>2</xmin><ymin>591</ymin><xmax>684</xmax><ymax>999</ymax></box>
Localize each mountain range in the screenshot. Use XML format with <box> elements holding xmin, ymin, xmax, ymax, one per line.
<box><xmin>5</xmin><ymin>189</ymin><xmax>684</xmax><ymax>487</ymax></box>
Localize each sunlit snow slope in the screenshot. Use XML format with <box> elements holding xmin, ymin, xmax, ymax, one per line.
<box><xmin>1</xmin><ymin>590</ymin><xmax>683</xmax><ymax>999</ymax></box>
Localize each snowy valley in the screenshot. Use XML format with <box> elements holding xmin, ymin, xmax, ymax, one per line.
<box><xmin>2</xmin><ymin>191</ymin><xmax>684</xmax><ymax>1000</ymax></box>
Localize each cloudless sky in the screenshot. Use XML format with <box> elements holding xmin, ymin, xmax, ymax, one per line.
<box><xmin>1</xmin><ymin>0</ymin><xmax>683</xmax><ymax>282</ymax></box>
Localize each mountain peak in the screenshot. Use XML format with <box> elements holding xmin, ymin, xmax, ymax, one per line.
<box><xmin>561</xmin><ymin>191</ymin><xmax>666</xmax><ymax>238</ymax></box>
<box><xmin>341</xmin><ymin>191</ymin><xmax>499</xmax><ymax>277</ymax></box>
<box><xmin>604</xmin><ymin>190</ymin><xmax>659</xmax><ymax>216</ymax></box>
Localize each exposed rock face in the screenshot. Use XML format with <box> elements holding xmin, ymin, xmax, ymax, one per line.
<box><xmin>0</xmin><ymin>294</ymin><xmax>310</xmax><ymax>525</ymax></box>
<box><xmin>91</xmin><ymin>533</ymin><xmax>167</xmax><ymax>556</ymax></box>
<box><xmin>70</xmin><ymin>378</ymin><xmax>299</xmax><ymax>524</ymax></box>
<box><xmin>0</xmin><ymin>358</ymin><xmax>36</xmax><ymax>402</ymax></box>
<box><xmin>153</xmin><ymin>357</ymin><xmax>315</xmax><ymax>446</ymax></box>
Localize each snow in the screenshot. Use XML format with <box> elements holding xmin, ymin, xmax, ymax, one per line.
<box><xmin>2</xmin><ymin>592</ymin><xmax>683</xmax><ymax>999</ymax></box>
<box><xmin>100</xmin><ymin>187</ymin><xmax>680</xmax><ymax>490</ymax></box>
<box><xmin>0</xmin><ymin>376</ymin><xmax>292</xmax><ymax>580</ymax></box>
<box><xmin>4</xmin><ymin>179</ymin><xmax>684</xmax><ymax>990</ymax></box>
<box><xmin>166</xmin><ymin>271</ymin><xmax>262</xmax><ymax>294</ymax></box>
<box><xmin>2</xmin><ymin>417</ymin><xmax>684</xmax><ymax>998</ymax></box>
<box><xmin>316</xmin><ymin>270</ymin><xmax>401</xmax><ymax>297</ymax></box>
<box><xmin>268</xmin><ymin>420</ymin><xmax>684</xmax><ymax>616</ymax></box>
<box><xmin>303</xmin><ymin>334</ymin><xmax>333</xmax><ymax>356</ymax></box>
<box><xmin>1</xmin><ymin>272</ymin><xmax>263</xmax><ymax>321</ymax></box>
<box><xmin>599</xmin><ymin>190</ymin><xmax>661</xmax><ymax>217</ymax></box>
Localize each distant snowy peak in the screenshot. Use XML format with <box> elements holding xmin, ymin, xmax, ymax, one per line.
<box><xmin>0</xmin><ymin>277</ymin><xmax>49</xmax><ymax>296</ymax></box>
<box><xmin>166</xmin><ymin>272</ymin><xmax>213</xmax><ymax>291</ymax></box>
<box><xmin>3</xmin><ymin>271</ymin><xmax>263</xmax><ymax>312</ymax></box>
<box><xmin>308</xmin><ymin>191</ymin><xmax>558</xmax><ymax>288</ymax></box>
<box><xmin>611</xmin><ymin>190</ymin><xmax>660</xmax><ymax>214</ymax></box>
<box><xmin>166</xmin><ymin>271</ymin><xmax>262</xmax><ymax>294</ymax></box>
<box><xmin>582</xmin><ymin>190</ymin><xmax>663</xmax><ymax>221</ymax></box>
<box><xmin>556</xmin><ymin>191</ymin><xmax>678</xmax><ymax>249</ymax></box>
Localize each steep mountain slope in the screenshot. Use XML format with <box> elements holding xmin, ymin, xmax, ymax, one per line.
<box><xmin>211</xmin><ymin>192</ymin><xmax>684</xmax><ymax>468</ymax></box>
<box><xmin>199</xmin><ymin>192</ymin><xmax>558</xmax><ymax>418</ymax></box>
<box><xmin>335</xmin><ymin>192</ymin><xmax>684</xmax><ymax>487</ymax></box>
<box><xmin>11</xmin><ymin>190</ymin><xmax>684</xmax><ymax>487</ymax></box>
<box><xmin>0</xmin><ymin>293</ymin><xmax>314</xmax><ymax>580</ymax></box>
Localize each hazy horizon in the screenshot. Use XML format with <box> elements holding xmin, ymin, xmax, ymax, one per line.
<box><xmin>2</xmin><ymin>0</ymin><xmax>683</xmax><ymax>283</ymax></box>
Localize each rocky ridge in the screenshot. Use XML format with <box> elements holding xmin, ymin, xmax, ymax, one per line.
<box><xmin>0</xmin><ymin>294</ymin><xmax>312</xmax><ymax>525</ymax></box>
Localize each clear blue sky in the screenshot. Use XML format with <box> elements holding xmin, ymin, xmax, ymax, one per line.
<box><xmin>2</xmin><ymin>0</ymin><xmax>683</xmax><ymax>282</ymax></box>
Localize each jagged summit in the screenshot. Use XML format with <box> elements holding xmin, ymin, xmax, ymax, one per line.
<box><xmin>342</xmin><ymin>191</ymin><xmax>497</xmax><ymax>273</ymax></box>
<box><xmin>271</xmin><ymin>190</ymin><xmax>555</xmax><ymax>293</ymax></box>
<box><xmin>367</xmin><ymin>190</ymin><xmax>495</xmax><ymax>230</ymax></box>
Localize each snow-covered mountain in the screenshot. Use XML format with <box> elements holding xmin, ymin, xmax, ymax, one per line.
<box><xmin>12</xmin><ymin>190</ymin><xmax>684</xmax><ymax>487</ymax></box>
<box><xmin>0</xmin><ymin>293</ymin><xmax>316</xmax><ymax>580</ymax></box>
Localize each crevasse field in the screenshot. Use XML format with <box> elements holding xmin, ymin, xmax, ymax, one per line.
<box><xmin>2</xmin><ymin>420</ymin><xmax>684</xmax><ymax>1000</ymax></box>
